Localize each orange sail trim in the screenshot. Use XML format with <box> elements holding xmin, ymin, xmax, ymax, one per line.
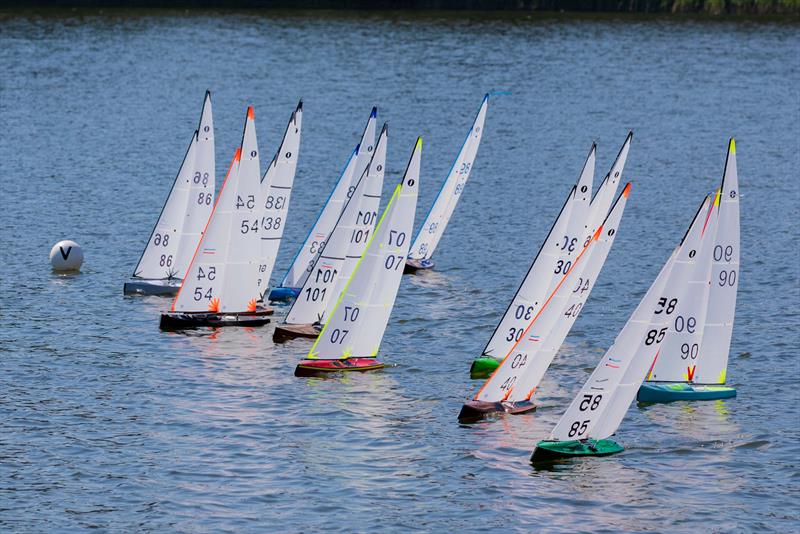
<box><xmin>171</xmin><ymin>149</ymin><xmax>239</xmax><ymax>312</ymax></box>
<box><xmin>247</xmin><ymin>299</ymin><xmax>257</xmax><ymax>312</ymax></box>
<box><xmin>208</xmin><ymin>297</ymin><xmax>220</xmax><ymax>313</ymax></box>
<box><xmin>473</xmin><ymin>224</ymin><xmax>604</xmax><ymax>401</ymax></box>
<box><xmin>247</xmin><ymin>106</ymin><xmax>254</xmax><ymax>120</ymax></box>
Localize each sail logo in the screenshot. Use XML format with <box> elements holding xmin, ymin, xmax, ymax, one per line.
<box><xmin>686</xmin><ymin>365</ymin><xmax>696</xmax><ymax>382</ymax></box>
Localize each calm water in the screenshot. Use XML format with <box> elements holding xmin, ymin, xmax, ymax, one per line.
<box><xmin>1</xmin><ymin>9</ymin><xmax>798</xmax><ymax>532</ymax></box>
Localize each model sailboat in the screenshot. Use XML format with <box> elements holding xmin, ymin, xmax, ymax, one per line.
<box><xmin>160</xmin><ymin>106</ymin><xmax>271</xmax><ymax>329</ymax></box>
<box><xmin>469</xmin><ymin>133</ymin><xmax>632</xmax><ymax>378</ymax></box>
<box><xmin>459</xmin><ymin>184</ymin><xmax>631</xmax><ymax>422</ymax></box>
<box><xmin>637</xmin><ymin>139</ymin><xmax>740</xmax><ymax>402</ymax></box>
<box><xmin>530</xmin><ymin>189</ymin><xmax>719</xmax><ymax>462</ymax></box>
<box><xmin>273</xmin><ymin>124</ymin><xmax>388</xmax><ymax>341</ymax></box>
<box><xmin>405</xmin><ymin>94</ymin><xmax>488</xmax><ymax>272</ymax></box>
<box><xmin>269</xmin><ymin>108</ymin><xmax>378</xmax><ymax>301</ymax></box>
<box><xmin>125</xmin><ymin>91</ymin><xmax>215</xmax><ymax>296</ymax></box>
<box><xmin>255</xmin><ymin>101</ymin><xmax>304</xmax><ymax>300</ymax></box>
<box><xmin>295</xmin><ymin>138</ymin><xmax>420</xmax><ymax>376</ymax></box>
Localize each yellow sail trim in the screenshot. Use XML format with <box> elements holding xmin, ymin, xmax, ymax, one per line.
<box><xmin>307</xmin><ymin>184</ymin><xmax>402</xmax><ymax>360</ymax></box>
<box><xmin>729</xmin><ymin>138</ymin><xmax>736</xmax><ymax>155</ymax></box>
<box><xmin>718</xmin><ymin>368</ymin><xmax>727</xmax><ymax>384</ymax></box>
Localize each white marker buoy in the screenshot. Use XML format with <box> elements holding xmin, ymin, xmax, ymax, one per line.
<box><xmin>50</xmin><ymin>240</ymin><xmax>84</xmax><ymax>272</ymax></box>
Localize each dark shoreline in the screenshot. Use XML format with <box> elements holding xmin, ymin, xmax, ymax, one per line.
<box><xmin>1</xmin><ymin>1</ymin><xmax>799</xmax><ymax>16</ymax></box>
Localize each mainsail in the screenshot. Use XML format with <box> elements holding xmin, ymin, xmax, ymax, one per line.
<box><xmin>407</xmin><ymin>94</ymin><xmax>488</xmax><ymax>262</ymax></box>
<box><xmin>308</xmin><ymin>138</ymin><xmax>421</xmax><ymax>360</ymax></box>
<box><xmin>547</xmin><ymin>197</ymin><xmax>714</xmax><ymax>442</ymax></box>
<box><xmin>279</xmin><ymin>108</ymin><xmax>378</xmax><ymax>290</ymax></box>
<box><xmin>323</xmin><ymin>124</ymin><xmax>388</xmax><ymax>320</ymax></box>
<box><xmin>695</xmin><ymin>139</ymin><xmax>740</xmax><ymax>384</ymax></box>
<box><xmin>256</xmin><ymin>101</ymin><xmax>303</xmax><ymax>297</ymax></box>
<box><xmin>481</xmin><ymin>144</ymin><xmax>596</xmax><ymax>359</ymax></box>
<box><xmin>134</xmin><ymin>91</ymin><xmax>215</xmax><ymax>280</ymax></box>
<box><xmin>473</xmin><ymin>185</ymin><xmax>629</xmax><ymax>405</ymax></box>
<box><xmin>283</xmin><ymin>126</ymin><xmax>387</xmax><ymax>326</ymax></box>
<box><xmin>172</xmin><ymin>107</ymin><xmax>262</xmax><ymax>313</ymax></box>
<box><xmin>648</xmin><ymin>194</ymin><xmax>718</xmax><ymax>382</ymax></box>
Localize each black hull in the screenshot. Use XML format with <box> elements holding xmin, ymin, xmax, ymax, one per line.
<box><xmin>160</xmin><ymin>309</ymin><xmax>272</xmax><ymax>330</ymax></box>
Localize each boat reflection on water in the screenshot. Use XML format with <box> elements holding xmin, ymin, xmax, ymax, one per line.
<box><xmin>638</xmin><ymin>396</ymin><xmax>740</xmax><ymax>443</ymax></box>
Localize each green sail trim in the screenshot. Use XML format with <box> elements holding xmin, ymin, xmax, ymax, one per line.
<box><xmin>530</xmin><ymin>439</ymin><xmax>624</xmax><ymax>463</ymax></box>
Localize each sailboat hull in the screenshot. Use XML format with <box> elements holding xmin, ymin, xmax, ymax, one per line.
<box><xmin>469</xmin><ymin>357</ymin><xmax>501</xmax><ymax>379</ymax></box>
<box><xmin>457</xmin><ymin>399</ymin><xmax>536</xmax><ymax>422</ymax></box>
<box><xmin>123</xmin><ymin>279</ymin><xmax>181</xmax><ymax>296</ymax></box>
<box><xmin>294</xmin><ymin>357</ymin><xmax>385</xmax><ymax>377</ymax></box>
<box><xmin>268</xmin><ymin>286</ymin><xmax>300</xmax><ymax>302</ymax></box>
<box><xmin>404</xmin><ymin>258</ymin><xmax>435</xmax><ymax>274</ymax></box>
<box><xmin>637</xmin><ymin>382</ymin><xmax>737</xmax><ymax>402</ymax></box>
<box><xmin>159</xmin><ymin>308</ymin><xmax>273</xmax><ymax>330</ymax></box>
<box><xmin>273</xmin><ymin>323</ymin><xmax>320</xmax><ymax>342</ymax></box>
<box><xmin>530</xmin><ymin>439</ymin><xmax>624</xmax><ymax>463</ymax></box>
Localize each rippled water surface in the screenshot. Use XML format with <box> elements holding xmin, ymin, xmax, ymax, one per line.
<box><xmin>1</xmin><ymin>8</ymin><xmax>798</xmax><ymax>532</ymax></box>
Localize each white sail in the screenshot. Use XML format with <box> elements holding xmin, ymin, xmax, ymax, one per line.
<box><xmin>473</xmin><ymin>182</ymin><xmax>625</xmax><ymax>404</ymax></box>
<box><xmin>581</xmin><ymin>132</ymin><xmax>632</xmax><ymax>249</ymax></box>
<box><xmin>309</xmin><ymin>138</ymin><xmax>421</xmax><ymax>360</ymax></box>
<box><xmin>506</xmin><ymin>185</ymin><xmax>631</xmax><ymax>403</ymax></box>
<box><xmin>408</xmin><ymin>94</ymin><xmax>488</xmax><ymax>261</ymax></box>
<box><xmin>134</xmin><ymin>91</ymin><xmax>215</xmax><ymax>280</ymax></box>
<box><xmin>695</xmin><ymin>139</ymin><xmax>740</xmax><ymax>384</ymax></box>
<box><xmin>549</xmin><ymin>198</ymin><xmax>712</xmax><ymax>442</ymax></box>
<box><xmin>481</xmin><ymin>144</ymin><xmax>595</xmax><ymax>359</ymax></box>
<box><xmin>324</xmin><ymin>123</ymin><xmax>388</xmax><ymax>319</ymax></box>
<box><xmin>280</xmin><ymin>108</ymin><xmax>378</xmax><ymax>289</ymax></box>
<box><xmin>256</xmin><ymin>101</ymin><xmax>303</xmax><ymax>297</ymax></box>
<box><xmin>649</xmin><ymin>194</ymin><xmax>719</xmax><ymax>382</ymax></box>
<box><xmin>283</xmin><ymin>133</ymin><xmax>382</xmax><ymax>325</ymax></box>
<box><xmin>173</xmin><ymin>107</ymin><xmax>262</xmax><ymax>313</ymax></box>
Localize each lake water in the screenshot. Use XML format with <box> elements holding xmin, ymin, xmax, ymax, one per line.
<box><xmin>1</xmin><ymin>8</ymin><xmax>798</xmax><ymax>532</ymax></box>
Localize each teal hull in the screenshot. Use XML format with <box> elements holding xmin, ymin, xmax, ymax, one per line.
<box><xmin>637</xmin><ymin>382</ymin><xmax>737</xmax><ymax>403</ymax></box>
<box><xmin>530</xmin><ymin>439</ymin><xmax>624</xmax><ymax>463</ymax></box>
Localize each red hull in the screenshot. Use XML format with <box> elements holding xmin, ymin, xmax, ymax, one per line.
<box><xmin>294</xmin><ymin>358</ymin><xmax>385</xmax><ymax>377</ymax></box>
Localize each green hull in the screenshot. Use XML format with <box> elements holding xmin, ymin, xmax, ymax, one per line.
<box><xmin>530</xmin><ymin>439</ymin><xmax>624</xmax><ymax>463</ymax></box>
<box><xmin>469</xmin><ymin>357</ymin><xmax>500</xmax><ymax>379</ymax></box>
<box><xmin>637</xmin><ymin>382</ymin><xmax>737</xmax><ymax>403</ymax></box>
